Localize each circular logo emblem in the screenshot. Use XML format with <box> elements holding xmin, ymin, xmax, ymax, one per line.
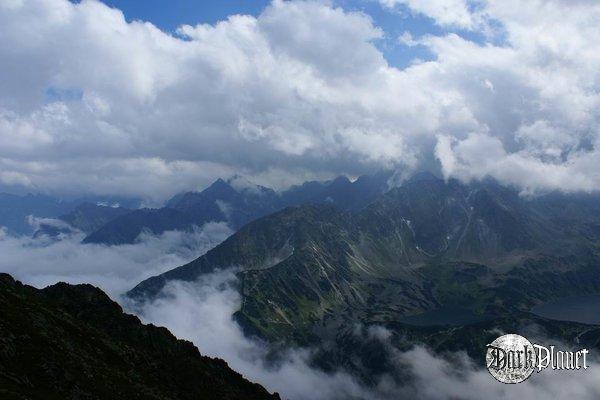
<box><xmin>486</xmin><ymin>334</ymin><xmax>536</xmax><ymax>384</ymax></box>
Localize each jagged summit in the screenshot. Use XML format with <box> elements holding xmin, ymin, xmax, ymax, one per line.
<box><xmin>83</xmin><ymin>171</ymin><xmax>393</xmax><ymax>245</ymax></box>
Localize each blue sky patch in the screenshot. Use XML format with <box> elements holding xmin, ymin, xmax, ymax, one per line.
<box><xmin>44</xmin><ymin>87</ymin><xmax>83</xmax><ymax>103</ymax></box>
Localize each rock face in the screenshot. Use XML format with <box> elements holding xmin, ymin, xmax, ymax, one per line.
<box><xmin>0</xmin><ymin>274</ymin><xmax>280</xmax><ymax>400</ymax></box>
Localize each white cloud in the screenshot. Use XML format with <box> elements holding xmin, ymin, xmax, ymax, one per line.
<box><xmin>0</xmin><ymin>222</ymin><xmax>232</xmax><ymax>298</ymax></box>
<box><xmin>435</xmin><ymin>132</ymin><xmax>600</xmax><ymax>193</ymax></box>
<box><xmin>398</xmin><ymin>31</ymin><xmax>419</xmax><ymax>47</ymax></box>
<box><xmin>1</xmin><ymin>0</ymin><xmax>600</xmax><ymax>199</ymax></box>
<box><xmin>396</xmin><ymin>346</ymin><xmax>600</xmax><ymax>400</ymax></box>
<box><xmin>379</xmin><ymin>0</ymin><xmax>478</xmax><ymax>29</ymax></box>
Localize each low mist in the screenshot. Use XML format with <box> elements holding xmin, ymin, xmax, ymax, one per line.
<box><xmin>133</xmin><ymin>269</ymin><xmax>600</xmax><ymax>400</ymax></box>
<box><xmin>0</xmin><ymin>221</ymin><xmax>232</xmax><ymax>298</ymax></box>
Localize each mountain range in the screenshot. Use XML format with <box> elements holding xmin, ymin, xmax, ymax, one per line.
<box><xmin>82</xmin><ymin>172</ymin><xmax>392</xmax><ymax>245</ymax></box>
<box><xmin>1</xmin><ymin>172</ymin><xmax>392</xmax><ymax>245</ymax></box>
<box><xmin>128</xmin><ymin>172</ymin><xmax>600</xmax><ymax>384</ymax></box>
<box><xmin>0</xmin><ymin>193</ymin><xmax>140</xmax><ymax>236</ymax></box>
<box><xmin>33</xmin><ymin>202</ymin><xmax>133</xmax><ymax>239</ymax></box>
<box><xmin>0</xmin><ymin>193</ymin><xmax>77</xmax><ymax>235</ymax></box>
<box><xmin>4</xmin><ymin>171</ymin><xmax>600</xmax><ymax>393</ymax></box>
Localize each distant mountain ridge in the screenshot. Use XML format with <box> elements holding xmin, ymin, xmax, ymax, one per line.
<box><xmin>0</xmin><ymin>193</ymin><xmax>75</xmax><ymax>235</ymax></box>
<box><xmin>0</xmin><ymin>193</ymin><xmax>140</xmax><ymax>236</ymax></box>
<box><xmin>0</xmin><ymin>172</ymin><xmax>394</xmax><ymax>244</ymax></box>
<box><xmin>33</xmin><ymin>202</ymin><xmax>132</xmax><ymax>239</ymax></box>
<box><xmin>83</xmin><ymin>172</ymin><xmax>393</xmax><ymax>245</ymax></box>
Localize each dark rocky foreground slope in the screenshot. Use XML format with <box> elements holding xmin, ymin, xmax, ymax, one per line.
<box><xmin>0</xmin><ymin>274</ymin><xmax>279</xmax><ymax>400</ymax></box>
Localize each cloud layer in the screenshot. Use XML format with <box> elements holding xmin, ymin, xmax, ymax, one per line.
<box><xmin>1</xmin><ymin>0</ymin><xmax>599</xmax><ymax>200</ymax></box>
<box><xmin>0</xmin><ymin>222</ymin><xmax>231</xmax><ymax>297</ymax></box>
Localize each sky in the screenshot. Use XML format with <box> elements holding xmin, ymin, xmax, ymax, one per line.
<box><xmin>1</xmin><ymin>0</ymin><xmax>600</xmax><ymax>203</ymax></box>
